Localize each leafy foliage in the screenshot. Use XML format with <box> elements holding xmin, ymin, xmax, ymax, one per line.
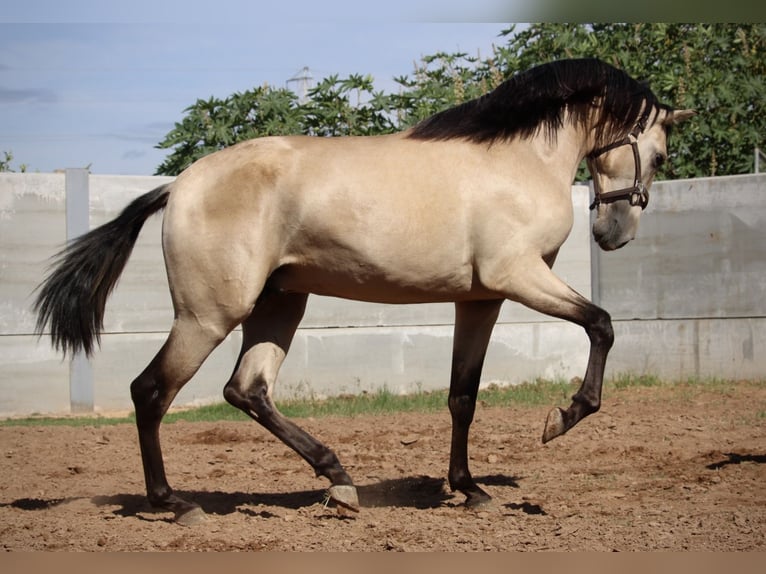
<box><xmin>301</xmin><ymin>74</ymin><xmax>397</xmax><ymax>137</ymax></box>
<box><xmin>389</xmin><ymin>51</ymin><xmax>505</xmax><ymax>128</ymax></box>
<box><xmin>493</xmin><ymin>23</ymin><xmax>765</xmax><ymax>179</ymax></box>
<box><xmin>0</xmin><ymin>150</ymin><xmax>27</xmax><ymax>173</ymax></box>
<box><xmin>155</xmin><ymin>86</ymin><xmax>304</xmax><ymax>175</ymax></box>
<box><xmin>155</xmin><ymin>24</ymin><xmax>765</xmax><ymax>180</ymax></box>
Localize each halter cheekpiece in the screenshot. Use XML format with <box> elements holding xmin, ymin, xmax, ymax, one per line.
<box><xmin>588</xmin><ymin>118</ymin><xmax>649</xmax><ymax>211</ymax></box>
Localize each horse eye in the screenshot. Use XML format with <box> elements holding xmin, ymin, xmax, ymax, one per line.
<box><xmin>653</xmin><ymin>153</ymin><xmax>667</xmax><ymax>168</ymax></box>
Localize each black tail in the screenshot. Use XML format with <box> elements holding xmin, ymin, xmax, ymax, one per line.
<box><xmin>34</xmin><ymin>184</ymin><xmax>172</xmax><ymax>357</ymax></box>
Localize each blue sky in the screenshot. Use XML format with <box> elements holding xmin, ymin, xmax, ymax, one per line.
<box><xmin>1</xmin><ymin>1</ymin><xmax>514</xmax><ymax>175</ymax></box>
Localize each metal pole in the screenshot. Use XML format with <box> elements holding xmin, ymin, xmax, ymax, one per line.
<box><xmin>65</xmin><ymin>168</ymin><xmax>94</xmax><ymax>413</ymax></box>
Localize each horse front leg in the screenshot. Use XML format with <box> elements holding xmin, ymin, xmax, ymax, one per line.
<box><xmin>448</xmin><ymin>299</ymin><xmax>503</xmax><ymax>508</ymax></box>
<box><xmin>492</xmin><ymin>254</ymin><xmax>614</xmax><ymax>443</ymax></box>
<box><xmin>542</xmin><ymin>302</ymin><xmax>613</xmax><ymax>443</ymax></box>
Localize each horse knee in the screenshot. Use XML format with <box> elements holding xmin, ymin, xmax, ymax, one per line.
<box><xmin>449</xmin><ymin>394</ymin><xmax>476</xmax><ymax>424</ymax></box>
<box><xmin>585</xmin><ymin>307</ymin><xmax>614</xmax><ymax>349</ymax></box>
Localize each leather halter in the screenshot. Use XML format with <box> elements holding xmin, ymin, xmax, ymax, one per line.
<box><xmin>588</xmin><ymin>118</ymin><xmax>649</xmax><ymax>211</ymax></box>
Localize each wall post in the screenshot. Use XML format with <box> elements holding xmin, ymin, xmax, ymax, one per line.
<box><xmin>65</xmin><ymin>168</ymin><xmax>94</xmax><ymax>413</ymax></box>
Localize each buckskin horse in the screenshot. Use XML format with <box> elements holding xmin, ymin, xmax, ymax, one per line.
<box><xmin>34</xmin><ymin>58</ymin><xmax>694</xmax><ymax>524</ymax></box>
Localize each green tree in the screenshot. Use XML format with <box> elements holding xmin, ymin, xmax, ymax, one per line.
<box><xmin>491</xmin><ymin>23</ymin><xmax>765</xmax><ymax>178</ymax></box>
<box><xmin>155</xmin><ymin>86</ymin><xmax>304</xmax><ymax>175</ymax></box>
<box><xmin>155</xmin><ymin>76</ymin><xmax>397</xmax><ymax>175</ymax></box>
<box><xmin>155</xmin><ymin>24</ymin><xmax>764</xmax><ymax>180</ymax></box>
<box><xmin>390</xmin><ymin>51</ymin><xmax>505</xmax><ymax>128</ymax></box>
<box><xmin>301</xmin><ymin>74</ymin><xmax>397</xmax><ymax>137</ymax></box>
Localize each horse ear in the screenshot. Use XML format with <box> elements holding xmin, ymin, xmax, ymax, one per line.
<box><xmin>666</xmin><ymin>109</ymin><xmax>696</xmax><ymax>125</ymax></box>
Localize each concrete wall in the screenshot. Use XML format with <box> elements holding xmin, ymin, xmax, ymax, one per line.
<box><xmin>1</xmin><ymin>171</ymin><xmax>763</xmax><ymax>416</ymax></box>
<box><xmin>595</xmin><ymin>174</ymin><xmax>766</xmax><ymax>381</ymax></box>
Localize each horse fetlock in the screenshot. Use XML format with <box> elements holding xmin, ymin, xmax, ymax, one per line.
<box><xmin>146</xmin><ymin>485</ymin><xmax>174</xmax><ymax>507</ymax></box>
<box><xmin>448</xmin><ymin>467</ymin><xmax>474</xmax><ymax>493</ymax></box>
<box><xmin>316</xmin><ymin>452</ymin><xmax>353</xmax><ymax>485</ymax></box>
<box><xmin>572</xmin><ymin>392</ymin><xmax>601</xmax><ymax>416</ymax></box>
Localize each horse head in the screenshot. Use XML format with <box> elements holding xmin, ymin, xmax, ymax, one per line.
<box><xmin>588</xmin><ymin>108</ymin><xmax>695</xmax><ymax>251</ymax></box>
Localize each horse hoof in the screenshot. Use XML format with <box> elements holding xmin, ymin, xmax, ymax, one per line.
<box><xmin>465</xmin><ymin>494</ymin><xmax>494</xmax><ymax>510</ymax></box>
<box><xmin>328</xmin><ymin>485</ymin><xmax>360</xmax><ymax>513</ymax></box>
<box><xmin>174</xmin><ymin>505</ymin><xmax>207</xmax><ymax>526</ymax></box>
<box><xmin>542</xmin><ymin>407</ymin><xmax>566</xmax><ymax>444</ymax></box>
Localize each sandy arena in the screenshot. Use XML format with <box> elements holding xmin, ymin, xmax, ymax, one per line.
<box><xmin>1</xmin><ymin>380</ymin><xmax>764</xmax><ymax>551</ymax></box>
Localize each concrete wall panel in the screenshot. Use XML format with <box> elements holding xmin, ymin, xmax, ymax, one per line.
<box><xmin>597</xmin><ymin>174</ymin><xmax>766</xmax><ymax>320</ymax></box>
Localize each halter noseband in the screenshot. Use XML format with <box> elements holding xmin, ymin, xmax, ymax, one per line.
<box><xmin>588</xmin><ymin>118</ymin><xmax>649</xmax><ymax>211</ymax></box>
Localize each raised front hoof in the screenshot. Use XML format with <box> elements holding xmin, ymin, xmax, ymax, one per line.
<box><xmin>327</xmin><ymin>484</ymin><xmax>360</xmax><ymax>514</ymax></box>
<box><xmin>174</xmin><ymin>505</ymin><xmax>207</xmax><ymax>526</ymax></box>
<box><xmin>542</xmin><ymin>407</ymin><xmax>567</xmax><ymax>444</ymax></box>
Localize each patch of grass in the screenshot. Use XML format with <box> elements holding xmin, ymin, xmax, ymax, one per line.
<box><xmin>479</xmin><ymin>377</ymin><xmax>574</xmax><ymax>407</ymax></box>
<box><xmin>278</xmin><ymin>386</ymin><xmax>449</xmax><ymax>419</ymax></box>
<box><xmin>0</xmin><ymin>413</ymin><xmax>136</xmax><ymax>427</ymax></box>
<box><xmin>2</xmin><ymin>375</ymin><xmax>763</xmax><ymax>427</ymax></box>
<box><xmin>609</xmin><ymin>372</ymin><xmax>663</xmax><ymax>390</ymax></box>
<box><xmin>163</xmin><ymin>402</ymin><xmax>248</xmax><ymax>423</ymax></box>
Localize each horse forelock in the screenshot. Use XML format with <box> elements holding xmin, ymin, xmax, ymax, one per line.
<box><xmin>407</xmin><ymin>58</ymin><xmax>671</xmax><ymax>148</ymax></box>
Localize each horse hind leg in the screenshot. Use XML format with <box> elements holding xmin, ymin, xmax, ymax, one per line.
<box><xmin>130</xmin><ymin>314</ymin><xmax>232</xmax><ymax>525</ymax></box>
<box><xmin>223</xmin><ymin>289</ymin><xmax>359</xmax><ymax>513</ymax></box>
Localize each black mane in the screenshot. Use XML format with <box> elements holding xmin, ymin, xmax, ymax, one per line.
<box><xmin>407</xmin><ymin>58</ymin><xmax>671</xmax><ymax>149</ymax></box>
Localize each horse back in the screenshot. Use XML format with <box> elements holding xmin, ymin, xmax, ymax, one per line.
<box><xmin>162</xmin><ymin>133</ymin><xmax>573</xmax><ymax>304</ymax></box>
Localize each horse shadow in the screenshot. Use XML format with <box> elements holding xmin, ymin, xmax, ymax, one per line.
<box><xmin>356</xmin><ymin>473</ymin><xmax>520</xmax><ymax>509</ymax></box>
<box><xmin>22</xmin><ymin>453</ymin><xmax>760</xmax><ymax>521</ymax></box>
<box><xmin>3</xmin><ymin>473</ymin><xmax>522</xmax><ymax>522</ymax></box>
<box><xmin>705</xmin><ymin>452</ymin><xmax>766</xmax><ymax>470</ymax></box>
<box><xmin>92</xmin><ymin>473</ymin><xmax>520</xmax><ymax>520</ymax></box>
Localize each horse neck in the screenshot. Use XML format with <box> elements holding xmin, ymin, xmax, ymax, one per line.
<box><xmin>526</xmin><ymin>122</ymin><xmax>592</xmax><ymax>187</ymax></box>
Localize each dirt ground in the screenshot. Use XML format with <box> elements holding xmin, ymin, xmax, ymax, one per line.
<box><xmin>1</xmin><ymin>381</ymin><xmax>764</xmax><ymax>551</ymax></box>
